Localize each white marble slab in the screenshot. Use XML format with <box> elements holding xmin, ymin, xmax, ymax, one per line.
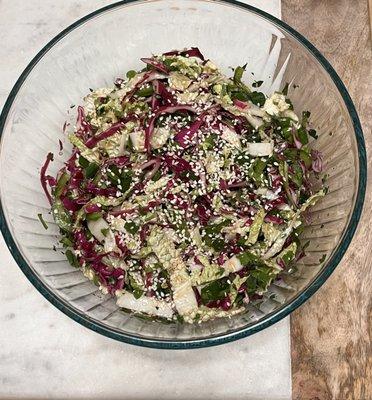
<box><xmin>0</xmin><ymin>1</ymin><xmax>291</xmax><ymax>399</ymax></box>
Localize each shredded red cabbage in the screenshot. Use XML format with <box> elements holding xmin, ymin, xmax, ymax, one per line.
<box><xmin>264</xmin><ymin>214</ymin><xmax>284</xmax><ymax>224</ymax></box>
<box><xmin>163</xmin><ymin>47</ymin><xmax>205</xmax><ymax>60</ymax></box>
<box><xmin>85</xmin><ymin>121</ymin><xmax>126</xmax><ymax>149</ymax></box>
<box><xmin>85</xmin><ymin>203</ymin><xmax>101</xmax><ymax>213</ymax></box>
<box><xmin>153</xmin><ymin>80</ymin><xmax>176</xmax><ymax>105</ymax></box>
<box><xmin>174</xmin><ymin>106</ymin><xmax>219</xmax><ymax>148</ymax></box>
<box><xmin>164</xmin><ymin>154</ymin><xmax>192</xmax><ymax>175</ymax></box>
<box><xmin>145</xmin><ymin>105</ymin><xmax>197</xmax><ymax>151</ymax></box>
<box><xmin>115</xmin><ymin>235</ymin><xmax>130</xmax><ymax>256</ymax></box>
<box><xmin>42</xmin><ymin>49</ymin><xmax>326</xmax><ymax>323</ymax></box>
<box><xmin>103</xmin><ymin>156</ymin><xmax>130</xmax><ymax>168</ymax></box>
<box><xmin>233</xmin><ymin>99</ymin><xmax>248</xmax><ymax>109</ymax></box>
<box><xmin>76</xmin><ymin>106</ymin><xmax>92</xmax><ymax>140</ymax></box>
<box><xmin>141</xmin><ymin>58</ymin><xmax>169</xmax><ymax>74</ymax></box>
<box><xmin>86</xmin><ymin>182</ymin><xmax>118</xmax><ymax>197</ymax></box>
<box><xmin>40</xmin><ymin>152</ymin><xmax>54</xmax><ymax>205</ymax></box>
<box><xmin>61</xmin><ymin>197</ymin><xmax>80</xmax><ymax>212</ymax></box>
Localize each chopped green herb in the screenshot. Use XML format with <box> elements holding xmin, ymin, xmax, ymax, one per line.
<box><xmin>283</xmin><ymin>149</ymin><xmax>298</xmax><ymax>163</ymax></box>
<box><xmin>290</xmin><ymin>163</ymin><xmax>304</xmax><ymax>188</ymax></box>
<box><xmin>249</xmin><ymin>91</ymin><xmax>266</xmax><ymax>106</ymax></box>
<box><xmin>93</xmin><ymin>274</ymin><xmax>100</xmax><ymax>286</ymax></box>
<box><xmin>37</xmin><ymin>213</ymin><xmax>48</xmax><ymax>230</ymax></box>
<box><xmin>54</xmin><ymin>172</ymin><xmax>69</xmax><ymax>198</ymax></box>
<box><xmin>246</xmin><ymin>266</ymin><xmax>274</xmax><ymax>294</ymax></box>
<box><xmin>300</xmin><ymin>149</ymin><xmax>312</xmax><ymax>168</ymax></box>
<box><xmin>121</xmin><ymin>170</ymin><xmax>133</xmax><ymax>192</ymax></box>
<box><xmin>302</xmin><ymin>110</ymin><xmax>311</xmax><ymax>126</ymax></box>
<box><xmin>309</xmin><ymin>129</ymin><xmax>318</xmax><ymax>139</ymax></box>
<box><xmin>201</xmin><ymin>278</ymin><xmax>230</xmax><ymax>303</ymax></box>
<box><xmin>203</xmin><ymin>133</ymin><xmax>218</xmax><ymax>150</ymax></box>
<box><xmin>297</xmin><ymin>127</ymin><xmax>309</xmax><ymax>145</ymax></box>
<box><xmin>233</xmin><ymin>65</ymin><xmax>246</xmax><ymax>84</ymax></box>
<box><xmin>60</xmin><ymin>236</ymin><xmax>73</xmax><ymax>247</ymax></box>
<box><xmin>248</xmin><ymin>158</ymin><xmax>267</xmax><ymax>185</ymax></box>
<box><xmin>252</xmin><ymin>80</ymin><xmax>264</xmax><ymax>88</ymax></box>
<box><xmin>65</xmin><ymin>249</ymin><xmax>79</xmax><ymax>268</ymax></box>
<box><xmin>151</xmin><ymin>169</ymin><xmax>162</xmax><ymax>182</ymax></box>
<box><xmin>280</xmin><ymin>246</ymin><xmax>296</xmax><ymax>266</ymax></box>
<box><xmin>78</xmin><ymin>156</ymin><xmax>90</xmax><ymax>168</ymax></box>
<box><xmin>135</xmin><ymin>86</ymin><xmax>154</xmax><ymax>97</ymax></box>
<box><xmin>86</xmin><ymin>212</ymin><xmax>102</xmax><ymax>221</ymax></box>
<box><xmin>128</xmin><ymin>274</ymin><xmax>144</xmax><ymax>299</ymax></box>
<box><xmin>100</xmin><ymin>228</ymin><xmax>109</xmax><ymax>237</ymax></box>
<box><xmin>237</xmin><ymin>251</ymin><xmax>264</xmax><ymax>267</ymax></box>
<box><xmin>125</xmin><ymin>221</ymin><xmax>139</xmax><ymax>234</ymax></box>
<box><xmin>85</xmin><ymin>162</ymin><xmax>99</xmax><ymax>179</ymax></box>
<box><xmin>203</xmin><ymin>220</ymin><xmax>230</xmax><ymax>251</ymax></box>
<box><xmin>231</xmin><ymin>90</ymin><xmax>250</xmax><ymax>101</ymax></box>
<box><xmin>126</xmin><ymin>70</ymin><xmax>136</xmax><ymax>79</ymax></box>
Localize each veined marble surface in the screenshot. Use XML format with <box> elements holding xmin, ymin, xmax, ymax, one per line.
<box><xmin>0</xmin><ymin>1</ymin><xmax>290</xmax><ymax>399</ymax></box>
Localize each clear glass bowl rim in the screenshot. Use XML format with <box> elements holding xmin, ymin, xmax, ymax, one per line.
<box><xmin>0</xmin><ymin>0</ymin><xmax>367</xmax><ymax>349</ymax></box>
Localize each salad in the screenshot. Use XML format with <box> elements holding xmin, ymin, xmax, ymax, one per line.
<box><xmin>40</xmin><ymin>48</ymin><xmax>325</xmax><ymax>323</ymax></box>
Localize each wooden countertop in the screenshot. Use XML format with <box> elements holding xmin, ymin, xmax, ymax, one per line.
<box><xmin>282</xmin><ymin>1</ymin><xmax>372</xmax><ymax>399</ymax></box>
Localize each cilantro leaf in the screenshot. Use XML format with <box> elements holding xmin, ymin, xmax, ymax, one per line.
<box><xmin>309</xmin><ymin>129</ymin><xmax>318</xmax><ymax>139</ymax></box>
<box><xmin>249</xmin><ymin>91</ymin><xmax>266</xmax><ymax>106</ymax></box>
<box><xmin>201</xmin><ymin>278</ymin><xmax>230</xmax><ymax>303</ymax></box>
<box><xmin>252</xmin><ymin>80</ymin><xmax>264</xmax><ymax>88</ymax></box>
<box><xmin>65</xmin><ymin>249</ymin><xmax>79</xmax><ymax>268</ymax></box>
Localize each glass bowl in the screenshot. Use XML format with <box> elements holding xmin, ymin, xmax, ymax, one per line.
<box><xmin>0</xmin><ymin>0</ymin><xmax>366</xmax><ymax>349</ymax></box>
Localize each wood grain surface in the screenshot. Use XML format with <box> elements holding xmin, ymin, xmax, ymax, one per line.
<box><xmin>369</xmin><ymin>0</ymin><xmax>372</xmax><ymax>39</ymax></box>
<box><xmin>282</xmin><ymin>1</ymin><xmax>372</xmax><ymax>399</ymax></box>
